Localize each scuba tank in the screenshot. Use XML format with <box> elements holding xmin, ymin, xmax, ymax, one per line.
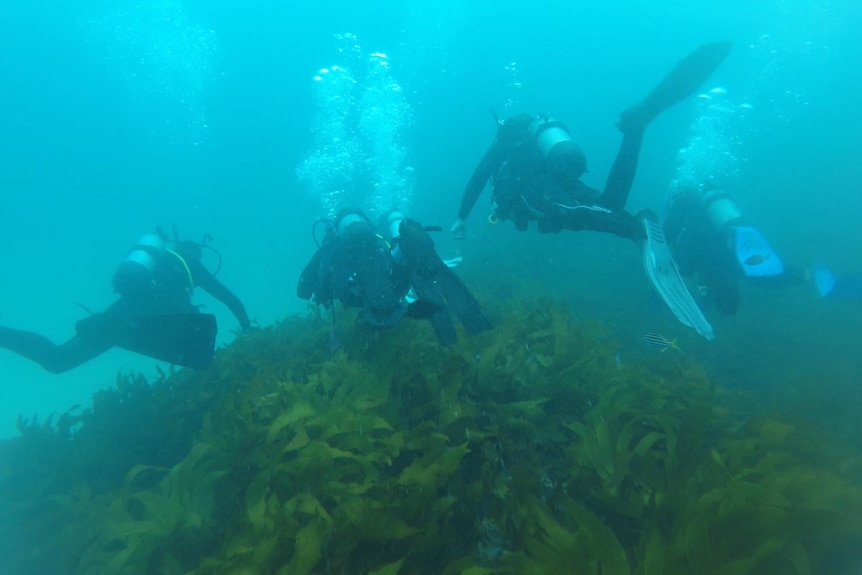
<box><xmin>530</xmin><ymin>115</ymin><xmax>573</xmax><ymax>157</ymax></box>
<box><xmin>386</xmin><ymin>211</ymin><xmax>407</xmax><ymax>263</ymax></box>
<box><xmin>700</xmin><ymin>188</ymin><xmax>785</xmax><ymax>277</ymax></box>
<box><xmin>312</xmin><ymin>209</ymin><xmax>374</xmax><ymax>248</ymax></box>
<box><xmin>529</xmin><ymin>114</ymin><xmax>587</xmax><ymax>184</ymax></box>
<box><xmin>386</xmin><ymin>211</ymin><xmax>405</xmax><ymax>239</ymax></box>
<box><xmin>702</xmin><ymin>187</ymin><xmax>743</xmax><ymax>232</ymax></box>
<box><xmin>336</xmin><ymin>210</ymin><xmax>370</xmax><ymax>236</ymax></box>
<box><xmin>327</xmin><ymin>209</ymin><xmax>373</xmax><ymax>243</ymax></box>
<box><xmin>112</xmin><ymin>234</ymin><xmax>167</xmax><ymax>295</ymax></box>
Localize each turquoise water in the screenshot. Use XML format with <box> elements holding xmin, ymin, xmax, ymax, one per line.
<box><xmin>0</xmin><ymin>0</ymin><xmax>860</xmax><ymax>437</ymax></box>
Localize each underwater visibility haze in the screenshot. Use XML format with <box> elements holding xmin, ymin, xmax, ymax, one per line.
<box><xmin>1</xmin><ymin>0</ymin><xmax>862</xmax><ymax>573</ymax></box>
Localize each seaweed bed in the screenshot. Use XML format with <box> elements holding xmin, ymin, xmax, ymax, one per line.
<box><xmin>2</xmin><ymin>299</ymin><xmax>862</xmax><ymax>575</ymax></box>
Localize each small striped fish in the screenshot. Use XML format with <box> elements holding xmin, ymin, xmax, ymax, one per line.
<box><xmin>641</xmin><ymin>333</ymin><xmax>681</xmax><ymax>353</ymax></box>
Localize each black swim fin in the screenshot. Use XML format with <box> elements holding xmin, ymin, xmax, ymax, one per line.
<box><xmin>618</xmin><ymin>41</ymin><xmax>732</xmax><ymax>134</ymax></box>
<box><xmin>76</xmin><ymin>313</ymin><xmax>217</xmax><ymax>370</ymax></box>
<box><xmin>406</xmin><ymin>299</ymin><xmax>444</xmax><ymax>320</ymax></box>
<box><xmin>414</xmin><ymin>267</ymin><xmax>493</xmax><ymax>336</ymax></box>
<box><xmin>440</xmin><ymin>270</ymin><xmax>493</xmax><ymax>335</ymax></box>
<box><xmin>428</xmin><ymin>308</ymin><xmax>458</xmax><ymax>347</ymax></box>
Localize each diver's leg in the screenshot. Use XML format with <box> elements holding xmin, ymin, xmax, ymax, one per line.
<box><xmin>0</xmin><ymin>327</ymin><xmax>110</xmax><ymax>374</ymax></box>
<box><xmin>617</xmin><ymin>41</ymin><xmax>732</xmax><ymax>134</ymax></box>
<box><xmin>703</xmin><ymin>268</ymin><xmax>740</xmax><ymax>316</ymax></box>
<box><xmin>600</xmin><ymin>41</ymin><xmax>732</xmax><ymax>212</ymax></box>
<box><xmin>598</xmin><ymin>130</ymin><xmax>644</xmax><ymax>212</ymax></box>
<box><xmin>549</xmin><ymin>198</ymin><xmax>642</xmax><ymax>240</ymax></box>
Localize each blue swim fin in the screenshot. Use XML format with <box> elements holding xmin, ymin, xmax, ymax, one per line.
<box><xmin>733</xmin><ymin>226</ymin><xmax>784</xmax><ymax>278</ymax></box>
<box><xmin>815</xmin><ymin>267</ymin><xmax>862</xmax><ymax>300</ymax></box>
<box><xmin>813</xmin><ymin>266</ymin><xmax>837</xmax><ymax>298</ymax></box>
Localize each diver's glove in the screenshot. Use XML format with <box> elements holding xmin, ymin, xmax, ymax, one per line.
<box><xmin>732</xmin><ymin>225</ymin><xmax>784</xmax><ymax>278</ymax></box>
<box><xmin>451</xmin><ymin>218</ymin><xmax>466</xmax><ymax>240</ymax></box>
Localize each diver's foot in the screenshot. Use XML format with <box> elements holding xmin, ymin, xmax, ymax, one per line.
<box><xmin>618</xmin><ymin>41</ymin><xmax>732</xmax><ymax>136</ymax></box>
<box><xmin>617</xmin><ymin>104</ymin><xmax>649</xmax><ymax>135</ymax></box>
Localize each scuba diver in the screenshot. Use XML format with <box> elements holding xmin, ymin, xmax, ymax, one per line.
<box><xmin>662</xmin><ymin>187</ymin><xmax>806</xmax><ymax>315</ymax></box>
<box><xmin>298</xmin><ymin>209</ymin><xmax>492</xmax><ymax>346</ymax></box>
<box><xmin>451</xmin><ymin>41</ymin><xmax>732</xmax><ymax>242</ymax></box>
<box><xmin>0</xmin><ymin>230</ymin><xmax>251</xmax><ymax>373</ymax></box>
<box><xmin>663</xmin><ymin>188</ymin><xmax>862</xmax><ymax>314</ymax></box>
<box><xmin>449</xmin><ymin>42</ymin><xmax>733</xmax><ymax>341</ymax></box>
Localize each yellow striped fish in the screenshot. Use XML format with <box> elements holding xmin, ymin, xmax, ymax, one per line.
<box><xmin>641</xmin><ymin>333</ymin><xmax>681</xmax><ymax>353</ymax></box>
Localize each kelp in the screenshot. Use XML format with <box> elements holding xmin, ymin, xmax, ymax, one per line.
<box><xmin>2</xmin><ymin>302</ymin><xmax>862</xmax><ymax>574</ymax></box>
<box><xmin>645</xmin><ymin>418</ymin><xmax>862</xmax><ymax>575</ymax></box>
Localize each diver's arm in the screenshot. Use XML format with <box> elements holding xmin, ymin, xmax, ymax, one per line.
<box><xmin>457</xmin><ymin>143</ymin><xmax>503</xmax><ymax>222</ymax></box>
<box><xmin>194</xmin><ymin>264</ymin><xmax>252</xmax><ymax>331</ymax></box>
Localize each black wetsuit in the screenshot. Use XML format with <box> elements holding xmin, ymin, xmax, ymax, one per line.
<box><xmin>663</xmin><ymin>193</ymin><xmax>804</xmax><ymax>315</ymax></box>
<box><xmin>299</xmin><ymin>219</ymin><xmax>412</xmax><ymax>328</ymax></box>
<box><xmin>456</xmin><ymin>113</ymin><xmax>644</xmax><ymax>240</ymax></box>
<box><xmin>0</xmin><ymin>241</ymin><xmax>250</xmax><ymax>373</ymax></box>
<box><xmin>298</xmin><ymin>217</ymin><xmax>491</xmax><ymax>345</ymax></box>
